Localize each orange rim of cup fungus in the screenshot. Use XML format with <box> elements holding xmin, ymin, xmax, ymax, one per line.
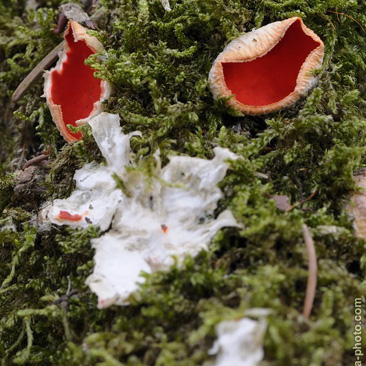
<box><xmin>208</xmin><ymin>17</ymin><xmax>325</xmax><ymax>115</ymax></box>
<box><xmin>44</xmin><ymin>20</ymin><xmax>111</xmax><ymax>142</ymax></box>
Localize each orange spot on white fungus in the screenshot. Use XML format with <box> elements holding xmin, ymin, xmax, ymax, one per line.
<box><xmin>58</xmin><ymin>210</ymin><xmax>83</xmax><ymax>221</ymax></box>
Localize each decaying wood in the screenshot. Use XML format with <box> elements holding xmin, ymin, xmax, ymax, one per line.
<box><xmin>60</xmin><ymin>3</ymin><xmax>91</xmax><ymax>24</ymax></box>
<box><xmin>348</xmin><ymin>169</ymin><xmax>366</xmax><ymax>239</ymax></box>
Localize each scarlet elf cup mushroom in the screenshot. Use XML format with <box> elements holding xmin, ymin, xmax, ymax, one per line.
<box><xmin>209</xmin><ymin>17</ymin><xmax>324</xmax><ymax>115</ymax></box>
<box><xmin>44</xmin><ymin>20</ymin><xmax>110</xmax><ymax>142</ymax></box>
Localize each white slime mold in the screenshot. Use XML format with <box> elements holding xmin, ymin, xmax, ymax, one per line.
<box><xmin>209</xmin><ymin>317</ymin><xmax>267</xmax><ymax>366</ymax></box>
<box><xmin>47</xmin><ymin>112</ymin><xmax>239</xmax><ymax>307</ymax></box>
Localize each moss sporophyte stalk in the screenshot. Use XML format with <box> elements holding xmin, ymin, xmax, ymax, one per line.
<box><xmin>1</xmin><ymin>0</ymin><xmax>366</xmax><ymax>365</ymax></box>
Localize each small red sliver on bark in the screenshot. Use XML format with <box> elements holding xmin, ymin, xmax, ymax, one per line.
<box><xmin>58</xmin><ymin>210</ymin><xmax>83</xmax><ymax>221</ymax></box>
<box><xmin>44</xmin><ymin>21</ymin><xmax>110</xmax><ymax>142</ymax></box>
<box><xmin>209</xmin><ymin>18</ymin><xmax>324</xmax><ymax>115</ymax></box>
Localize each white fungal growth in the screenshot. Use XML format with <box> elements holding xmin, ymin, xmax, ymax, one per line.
<box><xmin>46</xmin><ymin>112</ymin><xmax>239</xmax><ymax>308</ymax></box>
<box><xmin>87</xmin><ymin>146</ymin><xmax>239</xmax><ymax>307</ymax></box>
<box><xmin>47</xmin><ymin>113</ymin><xmax>139</xmax><ymax>231</ymax></box>
<box><xmin>160</xmin><ymin>0</ymin><xmax>171</xmax><ymax>11</ymax></box>
<box><xmin>209</xmin><ymin>318</ymin><xmax>267</xmax><ymax>366</ymax></box>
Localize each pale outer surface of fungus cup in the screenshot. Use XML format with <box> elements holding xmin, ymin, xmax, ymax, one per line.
<box><xmin>208</xmin><ymin>17</ymin><xmax>324</xmax><ymax>115</ymax></box>
<box><xmin>44</xmin><ymin>20</ymin><xmax>111</xmax><ymax>142</ymax></box>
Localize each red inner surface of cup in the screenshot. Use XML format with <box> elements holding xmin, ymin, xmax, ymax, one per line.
<box><xmin>51</xmin><ymin>27</ymin><xmax>102</xmax><ymax>139</ymax></box>
<box><xmin>222</xmin><ymin>19</ymin><xmax>320</xmax><ymax>107</ymax></box>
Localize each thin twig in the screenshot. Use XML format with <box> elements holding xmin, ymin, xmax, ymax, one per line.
<box><xmin>302</xmin><ymin>224</ymin><xmax>318</xmax><ymax>319</ymax></box>
<box><xmin>287</xmin><ymin>191</ymin><xmax>317</xmax><ymax>212</ymax></box>
<box><xmin>11</xmin><ymin>42</ymin><xmax>64</xmax><ymax>103</ymax></box>
<box><xmin>327</xmin><ymin>10</ymin><xmax>366</xmax><ymax>34</ymax></box>
<box><xmin>53</xmin><ymin>289</ymin><xmax>79</xmax><ymax>305</ymax></box>
<box><xmin>23</xmin><ymin>153</ymin><xmax>49</xmax><ymax>170</ymax></box>
<box><xmin>322</xmin><ymin>14</ymin><xmax>336</xmax><ymax>31</ymax></box>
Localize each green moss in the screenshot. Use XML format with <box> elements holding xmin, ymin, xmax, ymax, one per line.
<box><xmin>0</xmin><ymin>175</ymin><xmax>15</xmax><ymax>213</ymax></box>
<box><xmin>1</xmin><ymin>0</ymin><xmax>366</xmax><ymax>365</ymax></box>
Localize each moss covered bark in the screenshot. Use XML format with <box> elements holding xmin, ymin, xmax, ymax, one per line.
<box><xmin>1</xmin><ymin>0</ymin><xmax>366</xmax><ymax>365</ymax></box>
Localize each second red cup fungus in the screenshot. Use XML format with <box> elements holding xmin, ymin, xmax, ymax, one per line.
<box><xmin>209</xmin><ymin>17</ymin><xmax>324</xmax><ymax>115</ymax></box>
<box><xmin>44</xmin><ymin>20</ymin><xmax>110</xmax><ymax>142</ymax></box>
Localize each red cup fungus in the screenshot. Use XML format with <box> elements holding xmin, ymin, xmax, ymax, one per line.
<box><xmin>209</xmin><ymin>17</ymin><xmax>324</xmax><ymax>115</ymax></box>
<box><xmin>44</xmin><ymin>20</ymin><xmax>111</xmax><ymax>142</ymax></box>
